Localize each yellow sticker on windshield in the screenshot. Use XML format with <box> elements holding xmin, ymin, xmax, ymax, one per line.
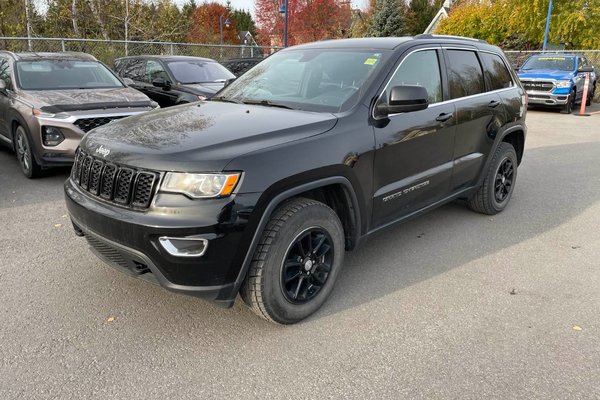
<box><xmin>364</xmin><ymin>58</ymin><xmax>378</xmax><ymax>65</ymax></box>
<box><xmin>538</xmin><ymin>57</ymin><xmax>566</xmax><ymax>60</ymax></box>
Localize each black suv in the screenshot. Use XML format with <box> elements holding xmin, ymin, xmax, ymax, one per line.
<box><xmin>114</xmin><ymin>55</ymin><xmax>235</xmax><ymax>107</ymax></box>
<box><xmin>65</xmin><ymin>36</ymin><xmax>527</xmax><ymax>324</ymax></box>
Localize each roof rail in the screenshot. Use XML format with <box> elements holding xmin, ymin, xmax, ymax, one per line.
<box><xmin>414</xmin><ymin>34</ymin><xmax>488</xmax><ymax>44</ymax></box>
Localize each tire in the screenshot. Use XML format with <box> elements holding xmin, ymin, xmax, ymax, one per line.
<box><xmin>586</xmin><ymin>83</ymin><xmax>595</xmax><ymax>106</ymax></box>
<box><xmin>14</xmin><ymin>125</ymin><xmax>42</xmax><ymax>178</ymax></box>
<box><xmin>563</xmin><ymin>89</ymin><xmax>575</xmax><ymax>114</ymax></box>
<box><xmin>468</xmin><ymin>142</ymin><xmax>518</xmax><ymax>215</ymax></box>
<box><xmin>240</xmin><ymin>197</ymin><xmax>345</xmax><ymax>324</ymax></box>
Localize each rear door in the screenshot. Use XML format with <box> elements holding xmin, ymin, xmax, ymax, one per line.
<box><xmin>371</xmin><ymin>46</ymin><xmax>456</xmax><ymax>228</ymax></box>
<box><xmin>443</xmin><ymin>48</ymin><xmax>507</xmax><ymax>191</ymax></box>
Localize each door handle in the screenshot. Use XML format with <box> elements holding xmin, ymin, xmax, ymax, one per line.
<box><xmin>488</xmin><ymin>100</ymin><xmax>501</xmax><ymax>108</ymax></box>
<box><xmin>435</xmin><ymin>113</ymin><xmax>453</xmax><ymax>122</ymax></box>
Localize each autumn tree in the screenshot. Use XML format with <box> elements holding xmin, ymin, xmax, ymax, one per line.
<box><xmin>188</xmin><ymin>2</ymin><xmax>238</xmax><ymax>44</ymax></box>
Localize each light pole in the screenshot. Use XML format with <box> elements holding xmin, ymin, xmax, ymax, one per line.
<box><xmin>219</xmin><ymin>14</ymin><xmax>230</xmax><ymax>59</ymax></box>
<box><xmin>542</xmin><ymin>0</ymin><xmax>553</xmax><ymax>51</ymax></box>
<box><xmin>279</xmin><ymin>0</ymin><xmax>289</xmax><ymax>47</ymax></box>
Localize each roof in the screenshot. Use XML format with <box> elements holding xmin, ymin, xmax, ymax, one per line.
<box><xmin>289</xmin><ymin>37</ymin><xmax>414</xmax><ymax>50</ymax></box>
<box><xmin>115</xmin><ymin>55</ymin><xmax>217</xmax><ymax>63</ymax></box>
<box><xmin>1</xmin><ymin>51</ymin><xmax>97</xmax><ymax>61</ymax></box>
<box><xmin>528</xmin><ymin>53</ymin><xmax>577</xmax><ymax>58</ymax></box>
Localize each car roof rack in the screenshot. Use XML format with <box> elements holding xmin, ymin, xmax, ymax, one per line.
<box><xmin>414</xmin><ymin>34</ymin><xmax>488</xmax><ymax>44</ymax></box>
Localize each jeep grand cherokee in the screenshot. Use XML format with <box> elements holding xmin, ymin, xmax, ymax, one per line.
<box><xmin>65</xmin><ymin>35</ymin><xmax>527</xmax><ymax>324</ymax></box>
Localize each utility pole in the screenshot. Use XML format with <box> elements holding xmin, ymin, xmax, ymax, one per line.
<box><xmin>542</xmin><ymin>0</ymin><xmax>553</xmax><ymax>51</ymax></box>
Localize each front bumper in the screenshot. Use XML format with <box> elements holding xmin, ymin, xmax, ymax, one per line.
<box><xmin>525</xmin><ymin>90</ymin><xmax>570</xmax><ymax>106</ymax></box>
<box><xmin>65</xmin><ymin>178</ymin><xmax>260</xmax><ymax>306</ymax></box>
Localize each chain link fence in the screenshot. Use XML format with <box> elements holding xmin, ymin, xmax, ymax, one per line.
<box><xmin>0</xmin><ymin>37</ymin><xmax>282</xmax><ymax>66</ymax></box>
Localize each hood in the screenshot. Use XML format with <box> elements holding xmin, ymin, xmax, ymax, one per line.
<box><xmin>80</xmin><ymin>101</ymin><xmax>338</xmax><ymax>172</ymax></box>
<box><xmin>518</xmin><ymin>69</ymin><xmax>574</xmax><ymax>81</ymax></box>
<box><xmin>182</xmin><ymin>82</ymin><xmax>226</xmax><ymax>96</ymax></box>
<box><xmin>21</xmin><ymin>87</ymin><xmax>152</xmax><ymax>111</ymax></box>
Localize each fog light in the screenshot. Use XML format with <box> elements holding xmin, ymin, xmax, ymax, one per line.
<box><xmin>42</xmin><ymin>126</ymin><xmax>65</xmax><ymax>146</ymax></box>
<box><xmin>159</xmin><ymin>236</ymin><xmax>208</xmax><ymax>257</ymax></box>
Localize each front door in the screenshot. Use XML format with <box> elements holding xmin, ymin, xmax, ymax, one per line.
<box><xmin>372</xmin><ymin>48</ymin><xmax>456</xmax><ymax>229</ymax></box>
<box><xmin>0</xmin><ymin>56</ymin><xmax>12</xmax><ymax>140</ymax></box>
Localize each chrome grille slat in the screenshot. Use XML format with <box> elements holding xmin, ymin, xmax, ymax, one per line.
<box><xmin>70</xmin><ymin>149</ymin><xmax>157</xmax><ymax>209</ymax></box>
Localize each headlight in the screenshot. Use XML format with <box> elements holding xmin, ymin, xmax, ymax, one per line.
<box><xmin>555</xmin><ymin>80</ymin><xmax>572</xmax><ymax>89</ymax></box>
<box><xmin>160</xmin><ymin>172</ymin><xmax>240</xmax><ymax>198</ymax></box>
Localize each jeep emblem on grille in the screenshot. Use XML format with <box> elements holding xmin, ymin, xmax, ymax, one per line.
<box><xmin>96</xmin><ymin>145</ymin><xmax>111</xmax><ymax>158</ymax></box>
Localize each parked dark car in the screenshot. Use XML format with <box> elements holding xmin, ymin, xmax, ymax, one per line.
<box><xmin>0</xmin><ymin>51</ymin><xmax>156</xmax><ymax>178</ymax></box>
<box><xmin>221</xmin><ymin>57</ymin><xmax>264</xmax><ymax>77</ymax></box>
<box><xmin>114</xmin><ymin>55</ymin><xmax>235</xmax><ymax>107</ymax></box>
<box><xmin>66</xmin><ymin>35</ymin><xmax>527</xmax><ymax>324</ymax></box>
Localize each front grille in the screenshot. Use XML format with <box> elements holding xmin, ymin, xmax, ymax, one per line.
<box><xmin>74</xmin><ymin>116</ymin><xmax>125</xmax><ymax>133</ymax></box>
<box><xmin>71</xmin><ymin>149</ymin><xmax>158</xmax><ymax>209</ymax></box>
<box><xmin>521</xmin><ymin>80</ymin><xmax>554</xmax><ymax>92</ymax></box>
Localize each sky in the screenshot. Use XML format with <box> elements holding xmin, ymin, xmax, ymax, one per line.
<box><xmin>172</xmin><ymin>0</ymin><xmax>369</xmax><ymax>16</ymax></box>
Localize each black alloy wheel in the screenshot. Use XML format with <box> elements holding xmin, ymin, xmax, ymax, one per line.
<box><xmin>494</xmin><ymin>157</ymin><xmax>514</xmax><ymax>203</ymax></box>
<box><xmin>15</xmin><ymin>125</ymin><xmax>41</xmax><ymax>178</ymax></box>
<box><xmin>563</xmin><ymin>90</ymin><xmax>575</xmax><ymax>114</ymax></box>
<box><xmin>280</xmin><ymin>227</ymin><xmax>334</xmax><ymax>304</ymax></box>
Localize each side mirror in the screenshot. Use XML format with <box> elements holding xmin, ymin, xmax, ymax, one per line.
<box><xmin>578</xmin><ymin>66</ymin><xmax>594</xmax><ymax>73</ymax></box>
<box><xmin>152</xmin><ymin>78</ymin><xmax>170</xmax><ymax>89</ymax></box>
<box><xmin>0</xmin><ymin>80</ymin><xmax>7</xmax><ymax>93</ymax></box>
<box><xmin>512</xmin><ymin>64</ymin><xmax>520</xmax><ymax>71</ymax></box>
<box><xmin>376</xmin><ymin>85</ymin><xmax>429</xmax><ymax>117</ymax></box>
<box><xmin>224</xmin><ymin>77</ymin><xmax>236</xmax><ymax>87</ymax></box>
<box><xmin>122</xmin><ymin>77</ymin><xmax>135</xmax><ymax>86</ymax></box>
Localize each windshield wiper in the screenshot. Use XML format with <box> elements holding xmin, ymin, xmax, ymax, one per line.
<box><xmin>241</xmin><ymin>99</ymin><xmax>294</xmax><ymax>110</ymax></box>
<box><xmin>211</xmin><ymin>96</ymin><xmax>242</xmax><ymax>104</ymax></box>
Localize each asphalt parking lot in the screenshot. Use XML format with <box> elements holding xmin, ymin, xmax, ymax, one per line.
<box><xmin>1</xmin><ymin>104</ymin><xmax>599</xmax><ymax>399</ymax></box>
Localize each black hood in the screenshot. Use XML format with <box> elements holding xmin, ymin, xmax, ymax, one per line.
<box><xmin>81</xmin><ymin>101</ymin><xmax>338</xmax><ymax>172</ymax></box>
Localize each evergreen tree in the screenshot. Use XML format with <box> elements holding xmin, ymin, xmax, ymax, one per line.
<box><xmin>367</xmin><ymin>0</ymin><xmax>404</xmax><ymax>37</ymax></box>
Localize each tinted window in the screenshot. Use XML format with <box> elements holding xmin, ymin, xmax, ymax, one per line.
<box><xmin>117</xmin><ymin>58</ymin><xmax>145</xmax><ymax>81</ymax></box>
<box><xmin>144</xmin><ymin>60</ymin><xmax>169</xmax><ymax>83</ymax></box>
<box><xmin>521</xmin><ymin>56</ymin><xmax>575</xmax><ymax>71</ymax></box>
<box><xmin>446</xmin><ymin>50</ymin><xmax>484</xmax><ymax>99</ymax></box>
<box><xmin>480</xmin><ymin>52</ymin><xmax>513</xmax><ymax>91</ymax></box>
<box><xmin>166</xmin><ymin>61</ymin><xmax>235</xmax><ymax>84</ymax></box>
<box><xmin>15</xmin><ymin>60</ymin><xmax>123</xmax><ymax>90</ymax></box>
<box><xmin>385</xmin><ymin>49</ymin><xmax>442</xmax><ymax>104</ymax></box>
<box><xmin>0</xmin><ymin>57</ymin><xmax>11</xmax><ymax>88</ymax></box>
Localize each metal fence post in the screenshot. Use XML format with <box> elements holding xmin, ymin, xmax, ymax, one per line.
<box><xmin>61</xmin><ymin>39</ymin><xmax>66</xmax><ymax>52</ymax></box>
<box><xmin>170</xmin><ymin>44</ymin><xmax>174</xmax><ymax>55</ymax></box>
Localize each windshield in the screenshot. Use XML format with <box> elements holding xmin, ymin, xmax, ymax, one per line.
<box><xmin>16</xmin><ymin>60</ymin><xmax>123</xmax><ymax>90</ymax></box>
<box><xmin>167</xmin><ymin>61</ymin><xmax>234</xmax><ymax>84</ymax></box>
<box><xmin>216</xmin><ymin>48</ymin><xmax>388</xmax><ymax>113</ymax></box>
<box><xmin>522</xmin><ymin>56</ymin><xmax>575</xmax><ymax>71</ymax></box>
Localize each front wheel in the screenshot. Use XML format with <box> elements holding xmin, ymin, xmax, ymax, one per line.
<box><xmin>14</xmin><ymin>125</ymin><xmax>42</xmax><ymax>178</ymax></box>
<box><xmin>586</xmin><ymin>83</ymin><xmax>596</xmax><ymax>106</ymax></box>
<box><xmin>563</xmin><ymin>89</ymin><xmax>575</xmax><ymax>114</ymax></box>
<box><xmin>240</xmin><ymin>198</ymin><xmax>345</xmax><ymax>324</ymax></box>
<box><xmin>468</xmin><ymin>142</ymin><xmax>518</xmax><ymax>215</ymax></box>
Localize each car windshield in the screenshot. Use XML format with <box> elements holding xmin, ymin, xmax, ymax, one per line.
<box><xmin>521</xmin><ymin>56</ymin><xmax>575</xmax><ymax>71</ymax></box>
<box><xmin>216</xmin><ymin>48</ymin><xmax>389</xmax><ymax>113</ymax></box>
<box><xmin>16</xmin><ymin>60</ymin><xmax>123</xmax><ymax>90</ymax></box>
<box><xmin>166</xmin><ymin>61</ymin><xmax>235</xmax><ymax>84</ymax></box>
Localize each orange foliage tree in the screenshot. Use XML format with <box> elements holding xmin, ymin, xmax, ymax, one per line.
<box><xmin>188</xmin><ymin>2</ymin><xmax>238</xmax><ymax>44</ymax></box>
<box><xmin>256</xmin><ymin>0</ymin><xmax>352</xmax><ymax>46</ymax></box>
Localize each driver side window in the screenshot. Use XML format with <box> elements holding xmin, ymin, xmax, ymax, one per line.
<box><xmin>144</xmin><ymin>60</ymin><xmax>168</xmax><ymax>83</ymax></box>
<box><xmin>385</xmin><ymin>50</ymin><xmax>442</xmax><ymax>104</ymax></box>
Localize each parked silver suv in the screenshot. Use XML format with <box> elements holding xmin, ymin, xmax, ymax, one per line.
<box><xmin>0</xmin><ymin>51</ymin><xmax>157</xmax><ymax>178</ymax></box>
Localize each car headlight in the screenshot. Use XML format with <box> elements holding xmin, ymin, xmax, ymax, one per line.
<box><xmin>160</xmin><ymin>172</ymin><xmax>240</xmax><ymax>198</ymax></box>
<box><xmin>555</xmin><ymin>80</ymin><xmax>572</xmax><ymax>89</ymax></box>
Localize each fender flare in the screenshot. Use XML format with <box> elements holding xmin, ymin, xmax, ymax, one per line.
<box><xmin>230</xmin><ymin>176</ymin><xmax>361</xmax><ymax>296</ymax></box>
<box><xmin>475</xmin><ymin>124</ymin><xmax>526</xmax><ymax>187</ymax></box>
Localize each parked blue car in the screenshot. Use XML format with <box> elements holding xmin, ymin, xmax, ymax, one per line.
<box><xmin>517</xmin><ymin>54</ymin><xmax>596</xmax><ymax>113</ymax></box>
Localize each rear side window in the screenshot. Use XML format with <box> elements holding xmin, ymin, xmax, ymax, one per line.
<box><xmin>118</xmin><ymin>58</ymin><xmax>145</xmax><ymax>81</ymax></box>
<box><xmin>480</xmin><ymin>52</ymin><xmax>513</xmax><ymax>91</ymax></box>
<box><xmin>446</xmin><ymin>50</ymin><xmax>484</xmax><ymax>99</ymax></box>
<box><xmin>0</xmin><ymin>57</ymin><xmax>11</xmax><ymax>88</ymax></box>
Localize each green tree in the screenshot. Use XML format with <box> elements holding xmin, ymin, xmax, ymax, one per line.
<box><xmin>367</xmin><ymin>0</ymin><xmax>405</xmax><ymax>37</ymax></box>
<box><xmin>232</xmin><ymin>9</ymin><xmax>257</xmax><ymax>37</ymax></box>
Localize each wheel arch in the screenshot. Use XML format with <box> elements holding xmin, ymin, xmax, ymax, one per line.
<box><xmin>500</xmin><ymin>127</ymin><xmax>525</xmax><ymax>165</ymax></box>
<box><xmin>231</xmin><ymin>176</ymin><xmax>363</xmax><ymax>297</ymax></box>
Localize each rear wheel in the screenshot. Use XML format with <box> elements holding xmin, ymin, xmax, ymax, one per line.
<box><xmin>468</xmin><ymin>142</ymin><xmax>518</xmax><ymax>215</ymax></box>
<box><xmin>586</xmin><ymin>83</ymin><xmax>596</xmax><ymax>106</ymax></box>
<box><xmin>14</xmin><ymin>125</ymin><xmax>41</xmax><ymax>178</ymax></box>
<box><xmin>241</xmin><ymin>198</ymin><xmax>344</xmax><ymax>324</ymax></box>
